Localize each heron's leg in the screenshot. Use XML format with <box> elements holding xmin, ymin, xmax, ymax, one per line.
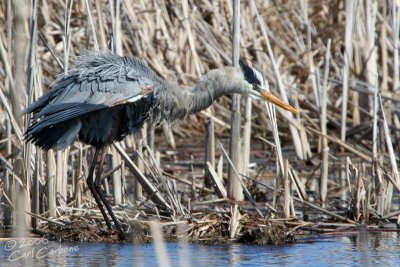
<box><xmin>93</xmin><ymin>148</ymin><xmax>124</xmax><ymax>236</ymax></box>
<box><xmin>86</xmin><ymin>147</ymin><xmax>113</xmax><ymax>230</ymax></box>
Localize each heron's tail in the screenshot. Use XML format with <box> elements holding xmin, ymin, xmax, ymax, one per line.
<box><xmin>25</xmin><ymin>119</ymin><xmax>81</xmax><ymax>150</ymax></box>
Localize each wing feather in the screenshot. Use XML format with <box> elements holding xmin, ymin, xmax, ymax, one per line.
<box><xmin>25</xmin><ymin>53</ymin><xmax>159</xmax><ymax>138</ymax></box>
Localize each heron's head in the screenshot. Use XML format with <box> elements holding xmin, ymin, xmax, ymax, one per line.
<box><xmin>239</xmin><ymin>59</ymin><xmax>298</xmax><ymax>114</ymax></box>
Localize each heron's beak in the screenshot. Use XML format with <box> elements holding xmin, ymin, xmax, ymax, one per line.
<box><xmin>259</xmin><ymin>90</ymin><xmax>299</xmax><ymax>114</ymax></box>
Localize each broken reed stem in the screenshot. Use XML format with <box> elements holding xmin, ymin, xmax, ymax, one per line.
<box><xmin>27</xmin><ymin>0</ymin><xmax>39</xmax><ymax>229</ymax></box>
<box><xmin>0</xmin><ymin>38</ymin><xmax>23</xmax><ymax>143</ymax></box>
<box><xmin>242</xmin><ymin>96</ymin><xmax>252</xmax><ymax>177</ymax></box>
<box><xmin>190</xmin><ymin>155</ymin><xmax>196</xmax><ymax>200</ymax></box>
<box><xmin>95</xmin><ymin>0</ymin><xmax>107</xmax><ymax>50</ymax></box>
<box><xmin>206</xmin><ymin>162</ymin><xmax>227</xmax><ymax>198</ymax></box>
<box><xmin>229</xmin><ymin>204</ymin><xmax>241</xmax><ymax>239</ymax></box>
<box><xmin>372</xmin><ymin>76</ymin><xmax>379</xmax><ymax>183</ymax></box>
<box><xmin>392</xmin><ymin>4</ymin><xmax>400</xmax><ymax>93</ymax></box>
<box><xmin>341</xmin><ymin>0</ymin><xmax>356</xmax><ymax>142</ymax></box>
<box><xmin>320</xmin><ymin>39</ymin><xmax>331</xmax><ymax>207</ymax></box>
<box><xmin>114</xmin><ymin>143</ymin><xmax>173</xmax><ymax>212</ymax></box>
<box><xmin>293</xmin><ymin>196</ymin><xmax>357</xmax><ymax>224</ymax></box>
<box><xmin>228</xmin><ymin>0</ymin><xmax>243</xmax><ymax>201</ymax></box>
<box><xmin>85</xmin><ymin>0</ymin><xmax>99</xmax><ymax>51</ymax></box>
<box><xmin>111</xmin><ymin>146</ymin><xmax>122</xmax><ymax>205</ymax></box>
<box><xmin>4</xmin><ymin>1</ymin><xmax>13</xmax><ymax>226</ymax></box>
<box><xmin>205</xmin><ymin>118</ymin><xmax>215</xmax><ymax>187</ymax></box>
<box><xmin>135</xmin><ymin>124</ymin><xmax>146</xmax><ymax>200</ymax></box>
<box><xmin>365</xmin><ymin>0</ymin><xmax>378</xmax><ymax>100</ymax></box>
<box><xmin>284</xmin><ymin>158</ymin><xmax>290</xmax><ymax>218</ymax></box>
<box><xmin>217</xmin><ymin>140</ymin><xmax>262</xmax><ymax>216</ymax></box>
<box><xmin>379</xmin><ymin>95</ymin><xmax>400</xmax><ymax>188</ymax></box>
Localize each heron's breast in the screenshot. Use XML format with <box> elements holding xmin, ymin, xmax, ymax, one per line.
<box><xmin>77</xmin><ymin>99</ymin><xmax>153</xmax><ymax>147</ymax></box>
<box><xmin>78</xmin><ymin>106</ymin><xmax>124</xmax><ymax>146</ymax></box>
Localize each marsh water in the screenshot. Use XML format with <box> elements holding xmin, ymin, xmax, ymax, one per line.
<box><xmin>1</xmin><ymin>231</ymin><xmax>399</xmax><ymax>266</ymax></box>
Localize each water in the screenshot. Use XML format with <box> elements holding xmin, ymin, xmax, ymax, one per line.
<box><xmin>1</xmin><ymin>231</ymin><xmax>399</xmax><ymax>266</ymax></box>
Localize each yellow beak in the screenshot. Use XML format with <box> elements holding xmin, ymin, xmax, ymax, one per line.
<box><xmin>259</xmin><ymin>90</ymin><xmax>299</xmax><ymax>114</ymax></box>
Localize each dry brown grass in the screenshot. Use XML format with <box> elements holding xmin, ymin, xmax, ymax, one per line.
<box><xmin>0</xmin><ymin>0</ymin><xmax>399</xmax><ymax>240</ymax></box>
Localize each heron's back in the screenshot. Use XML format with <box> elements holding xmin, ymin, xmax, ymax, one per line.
<box><xmin>24</xmin><ymin>52</ymin><xmax>159</xmax><ymax>150</ymax></box>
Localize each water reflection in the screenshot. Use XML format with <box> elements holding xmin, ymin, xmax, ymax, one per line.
<box><xmin>348</xmin><ymin>231</ymin><xmax>400</xmax><ymax>267</ymax></box>
<box><xmin>1</xmin><ymin>231</ymin><xmax>399</xmax><ymax>266</ymax></box>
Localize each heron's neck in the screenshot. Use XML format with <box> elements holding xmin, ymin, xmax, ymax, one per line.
<box><xmin>156</xmin><ymin>67</ymin><xmax>248</xmax><ymax>122</ymax></box>
<box><xmin>187</xmin><ymin>67</ymin><xmax>248</xmax><ymax>113</ymax></box>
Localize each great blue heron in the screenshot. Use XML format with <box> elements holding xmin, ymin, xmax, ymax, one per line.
<box><xmin>24</xmin><ymin>52</ymin><xmax>297</xmax><ymax>236</ymax></box>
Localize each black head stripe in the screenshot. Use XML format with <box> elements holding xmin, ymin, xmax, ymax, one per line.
<box><xmin>239</xmin><ymin>59</ymin><xmax>264</xmax><ymax>87</ymax></box>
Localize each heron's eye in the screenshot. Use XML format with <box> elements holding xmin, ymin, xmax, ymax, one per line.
<box><xmin>252</xmin><ymin>84</ymin><xmax>261</xmax><ymax>92</ymax></box>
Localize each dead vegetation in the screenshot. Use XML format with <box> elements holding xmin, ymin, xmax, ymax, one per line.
<box><xmin>0</xmin><ymin>0</ymin><xmax>399</xmax><ymax>244</ymax></box>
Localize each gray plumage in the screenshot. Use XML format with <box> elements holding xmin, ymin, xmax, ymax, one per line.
<box><xmin>24</xmin><ymin>52</ymin><xmax>253</xmax><ymax>150</ymax></box>
<box><xmin>24</xmin><ymin>52</ymin><xmax>297</xmax><ymax>236</ymax></box>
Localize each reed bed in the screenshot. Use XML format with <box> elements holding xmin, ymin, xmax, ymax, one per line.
<box><xmin>0</xmin><ymin>0</ymin><xmax>399</xmax><ymax>243</ymax></box>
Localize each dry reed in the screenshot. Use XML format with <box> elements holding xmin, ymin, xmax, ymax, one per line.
<box><xmin>0</xmin><ymin>0</ymin><xmax>399</xmax><ymax>243</ymax></box>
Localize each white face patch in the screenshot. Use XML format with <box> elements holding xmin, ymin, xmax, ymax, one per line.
<box><xmin>251</xmin><ymin>67</ymin><xmax>265</xmax><ymax>88</ymax></box>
